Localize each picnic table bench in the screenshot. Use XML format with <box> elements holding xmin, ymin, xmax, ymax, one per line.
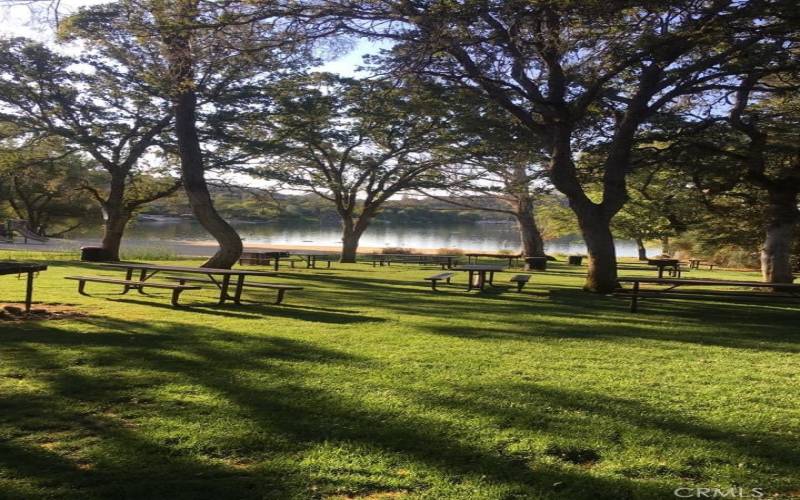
<box><xmin>424</xmin><ymin>272</ymin><xmax>455</xmax><ymax>291</ymax></box>
<box><xmin>616</xmin><ymin>277</ymin><xmax>800</xmax><ymax>312</ymax></box>
<box><xmin>67</xmin><ymin>263</ymin><xmax>287</xmax><ymax>307</ymax></box>
<box><xmin>368</xmin><ymin>254</ymin><xmax>458</xmax><ymax>269</ymax></box>
<box><xmin>65</xmin><ymin>276</ymin><xmax>201</xmax><ymax>306</ymax></box>
<box><xmin>0</xmin><ymin>262</ymin><xmax>48</xmax><ymax>312</ymax></box>
<box><xmin>164</xmin><ymin>276</ymin><xmax>302</xmax><ymax>304</ymax></box>
<box><xmin>509</xmin><ymin>274</ymin><xmax>531</xmax><ymax>292</ymax></box>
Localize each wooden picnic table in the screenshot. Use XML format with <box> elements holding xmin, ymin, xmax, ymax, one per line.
<box><xmin>0</xmin><ymin>262</ymin><xmax>47</xmax><ymax>312</ymax></box>
<box><xmin>465</xmin><ymin>252</ymin><xmax>521</xmax><ymax>267</ymax></box>
<box><xmin>289</xmin><ymin>251</ymin><xmax>339</xmax><ymax>269</ymax></box>
<box><xmin>367</xmin><ymin>254</ymin><xmax>458</xmax><ymax>269</ymax></box>
<box><xmin>646</xmin><ymin>258</ymin><xmax>681</xmax><ymax>278</ymax></box>
<box><xmin>239</xmin><ymin>251</ymin><xmax>290</xmax><ymax>271</ymax></box>
<box><xmin>454</xmin><ymin>264</ymin><xmax>506</xmax><ymax>291</ymax></box>
<box><xmin>617</xmin><ymin>277</ymin><xmax>800</xmax><ymax>312</ymax></box>
<box><xmin>98</xmin><ymin>263</ymin><xmax>278</xmax><ymax>305</ymax></box>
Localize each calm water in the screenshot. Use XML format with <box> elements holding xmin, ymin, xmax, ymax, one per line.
<box><xmin>73</xmin><ymin>220</ymin><xmax>645</xmax><ymax>257</ymax></box>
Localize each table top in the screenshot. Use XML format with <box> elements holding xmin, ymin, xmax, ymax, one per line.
<box><xmin>617</xmin><ymin>277</ymin><xmax>800</xmax><ymax>289</ymax></box>
<box><xmin>99</xmin><ymin>263</ymin><xmax>278</xmax><ymax>276</ymax></box>
<box><xmin>455</xmin><ymin>264</ymin><xmax>506</xmax><ymax>272</ymax></box>
<box><xmin>647</xmin><ymin>259</ymin><xmax>679</xmax><ymax>265</ymax></box>
<box><xmin>465</xmin><ymin>252</ymin><xmax>522</xmax><ymax>258</ymax></box>
<box><xmin>0</xmin><ymin>262</ymin><xmax>48</xmax><ymax>275</ymax></box>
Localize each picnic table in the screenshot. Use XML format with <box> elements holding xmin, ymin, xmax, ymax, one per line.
<box><xmin>367</xmin><ymin>254</ymin><xmax>458</xmax><ymax>269</ymax></box>
<box><xmin>646</xmin><ymin>258</ymin><xmax>681</xmax><ymax>278</ymax></box>
<box><xmin>239</xmin><ymin>251</ymin><xmax>290</xmax><ymax>271</ymax></box>
<box><xmin>617</xmin><ymin>277</ymin><xmax>800</xmax><ymax>312</ymax></box>
<box><xmin>454</xmin><ymin>264</ymin><xmax>506</xmax><ymax>291</ymax></box>
<box><xmin>0</xmin><ymin>262</ymin><xmax>47</xmax><ymax>312</ymax></box>
<box><xmin>290</xmin><ymin>251</ymin><xmax>339</xmax><ymax>269</ymax></box>
<box><xmin>97</xmin><ymin>263</ymin><xmax>279</xmax><ymax>305</ymax></box>
<box><xmin>465</xmin><ymin>252</ymin><xmax>522</xmax><ymax>267</ymax></box>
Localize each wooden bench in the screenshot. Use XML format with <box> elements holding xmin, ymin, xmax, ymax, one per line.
<box><xmin>616</xmin><ymin>277</ymin><xmax>800</xmax><ymax>312</ymax></box>
<box><xmin>165</xmin><ymin>276</ymin><xmax>303</xmax><ymax>304</ymax></box>
<box><xmin>424</xmin><ymin>272</ymin><xmax>455</xmax><ymax>291</ymax></box>
<box><xmin>65</xmin><ymin>276</ymin><xmax>201</xmax><ymax>306</ymax></box>
<box><xmin>509</xmin><ymin>274</ymin><xmax>531</xmax><ymax>292</ymax></box>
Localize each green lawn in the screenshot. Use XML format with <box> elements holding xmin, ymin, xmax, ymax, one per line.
<box><xmin>0</xmin><ymin>251</ymin><xmax>798</xmax><ymax>499</ymax></box>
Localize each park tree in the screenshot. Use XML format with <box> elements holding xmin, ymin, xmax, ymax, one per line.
<box><xmin>0</xmin><ymin>130</ymin><xmax>92</xmax><ymax>236</ymax></box>
<box><xmin>0</xmin><ymin>40</ymin><xmax>179</xmax><ymax>259</ymax></box>
<box><xmin>241</xmin><ymin>74</ymin><xmax>455</xmax><ymax>261</ymax></box>
<box><xmin>422</xmin><ymin>98</ymin><xmax>549</xmax><ymax>258</ymax></box>
<box><xmin>330</xmin><ymin>0</ymin><xmax>785</xmax><ymax>292</ymax></box>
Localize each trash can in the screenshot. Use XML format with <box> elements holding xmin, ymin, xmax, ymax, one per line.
<box><xmin>568</xmin><ymin>255</ymin><xmax>584</xmax><ymax>266</ymax></box>
<box><xmin>524</xmin><ymin>257</ymin><xmax>547</xmax><ymax>271</ymax></box>
<box><xmin>80</xmin><ymin>246</ymin><xmax>114</xmax><ymax>262</ymax></box>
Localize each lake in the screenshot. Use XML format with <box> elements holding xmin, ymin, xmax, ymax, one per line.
<box><xmin>72</xmin><ymin>219</ymin><xmax>647</xmax><ymax>257</ymax></box>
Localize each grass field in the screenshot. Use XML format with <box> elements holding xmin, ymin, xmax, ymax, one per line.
<box><xmin>0</xmin><ymin>250</ymin><xmax>798</xmax><ymax>499</ymax></box>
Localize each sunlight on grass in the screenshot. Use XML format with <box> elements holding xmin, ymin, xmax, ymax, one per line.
<box><xmin>0</xmin><ymin>250</ymin><xmax>798</xmax><ymax>499</ymax></box>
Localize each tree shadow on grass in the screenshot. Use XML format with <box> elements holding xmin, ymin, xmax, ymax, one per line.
<box><xmin>107</xmin><ymin>296</ymin><xmax>381</xmax><ymax>324</ymax></box>
<box><xmin>0</xmin><ymin>318</ymin><xmax>676</xmax><ymax>499</ymax></box>
<box><xmin>407</xmin><ymin>381</ymin><xmax>800</xmax><ymax>488</ymax></box>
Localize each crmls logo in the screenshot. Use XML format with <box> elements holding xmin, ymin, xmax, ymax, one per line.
<box><xmin>674</xmin><ymin>488</ymin><xmax>765</xmax><ymax>498</ymax></box>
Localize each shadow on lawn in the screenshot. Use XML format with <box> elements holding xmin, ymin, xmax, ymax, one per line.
<box><xmin>1</xmin><ymin>319</ymin><xmax>677</xmax><ymax>499</ymax></box>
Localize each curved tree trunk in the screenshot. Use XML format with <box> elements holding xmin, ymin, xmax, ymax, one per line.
<box><xmin>514</xmin><ymin>195</ymin><xmax>546</xmax><ymax>258</ymax></box>
<box><xmin>99</xmin><ymin>176</ymin><xmax>130</xmax><ymax>261</ymax></box>
<box><xmin>573</xmin><ymin>205</ymin><xmax>618</xmax><ymax>293</ymax></box>
<box><xmin>761</xmin><ymin>189</ymin><xmax>798</xmax><ymax>284</ymax></box>
<box><xmin>636</xmin><ymin>238</ymin><xmax>647</xmax><ymax>261</ymax></box>
<box><xmin>164</xmin><ymin>22</ymin><xmax>242</xmax><ymax>269</ymax></box>
<box><xmin>340</xmin><ymin>218</ymin><xmax>367</xmax><ymax>263</ymax></box>
<box><xmin>101</xmin><ymin>209</ymin><xmax>131</xmax><ymax>261</ymax></box>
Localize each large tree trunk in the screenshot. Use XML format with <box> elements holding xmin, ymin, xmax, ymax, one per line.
<box><xmin>636</xmin><ymin>238</ymin><xmax>647</xmax><ymax>261</ymax></box>
<box><xmin>574</xmin><ymin>206</ymin><xmax>618</xmax><ymax>293</ymax></box>
<box><xmin>340</xmin><ymin>218</ymin><xmax>367</xmax><ymax>263</ymax></box>
<box><xmin>100</xmin><ymin>176</ymin><xmax>130</xmax><ymax>261</ymax></box>
<box><xmin>100</xmin><ymin>209</ymin><xmax>131</xmax><ymax>261</ymax></box>
<box><xmin>164</xmin><ymin>22</ymin><xmax>242</xmax><ymax>269</ymax></box>
<box><xmin>514</xmin><ymin>194</ymin><xmax>546</xmax><ymax>258</ymax></box>
<box><xmin>549</xmin><ymin>130</ymin><xmax>621</xmax><ymax>293</ymax></box>
<box><xmin>761</xmin><ymin>189</ymin><xmax>799</xmax><ymax>284</ymax></box>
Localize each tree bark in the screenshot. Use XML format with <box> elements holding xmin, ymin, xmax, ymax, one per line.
<box><xmin>514</xmin><ymin>199</ymin><xmax>545</xmax><ymax>257</ymax></box>
<box><xmin>99</xmin><ymin>175</ymin><xmax>130</xmax><ymax>261</ymax></box>
<box><xmin>100</xmin><ymin>208</ymin><xmax>131</xmax><ymax>261</ymax></box>
<box><xmin>340</xmin><ymin>217</ymin><xmax>367</xmax><ymax>263</ymax></box>
<box><xmin>164</xmin><ymin>18</ymin><xmax>242</xmax><ymax>269</ymax></box>
<box><xmin>636</xmin><ymin>238</ymin><xmax>647</xmax><ymax>261</ymax></box>
<box><xmin>761</xmin><ymin>189</ymin><xmax>798</xmax><ymax>284</ymax></box>
<box><xmin>574</xmin><ymin>206</ymin><xmax>618</xmax><ymax>293</ymax></box>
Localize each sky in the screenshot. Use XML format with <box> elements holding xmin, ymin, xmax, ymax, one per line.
<box><xmin>0</xmin><ymin>0</ymin><xmax>380</xmax><ymax>77</ymax></box>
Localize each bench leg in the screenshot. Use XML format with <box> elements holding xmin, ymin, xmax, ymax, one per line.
<box><xmin>171</xmin><ymin>288</ymin><xmax>187</xmax><ymax>307</ymax></box>
<box><xmin>517</xmin><ymin>281</ymin><xmax>524</xmax><ymax>292</ymax></box>
<box><xmin>122</xmin><ymin>268</ymin><xmax>134</xmax><ymax>294</ymax></box>
<box><xmin>630</xmin><ymin>281</ymin><xmax>640</xmax><ymax>313</ymax></box>
<box><xmin>25</xmin><ymin>271</ymin><xmax>34</xmax><ymax>312</ymax></box>
<box><xmin>137</xmin><ymin>269</ymin><xmax>148</xmax><ymax>294</ymax></box>
<box><xmin>445</xmin><ymin>277</ymin><xmax>451</xmax><ymax>285</ymax></box>
<box><xmin>275</xmin><ymin>289</ymin><xmax>286</xmax><ymax>304</ymax></box>
<box><xmin>77</xmin><ymin>280</ymin><xmax>89</xmax><ymax>296</ymax></box>
<box><xmin>430</xmin><ymin>280</ymin><xmax>438</xmax><ymax>291</ymax></box>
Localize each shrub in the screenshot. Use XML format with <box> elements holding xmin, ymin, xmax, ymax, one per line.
<box><xmin>435</xmin><ymin>247</ymin><xmax>464</xmax><ymax>255</ymax></box>
<box><xmin>381</xmin><ymin>247</ymin><xmax>413</xmax><ymax>254</ymax></box>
